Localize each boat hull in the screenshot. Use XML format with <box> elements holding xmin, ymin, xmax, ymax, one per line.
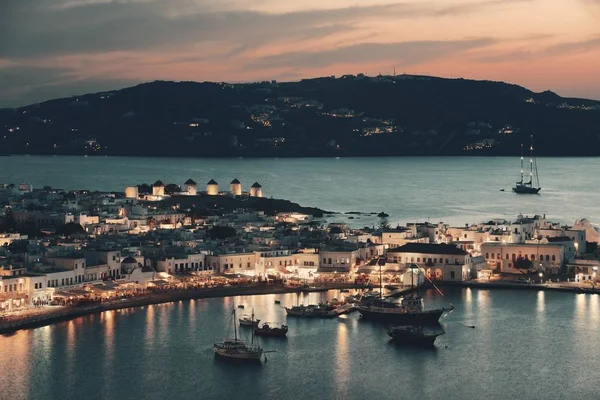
<box><xmin>254</xmin><ymin>329</ymin><xmax>288</xmax><ymax>337</ymax></box>
<box><xmin>512</xmin><ymin>186</ymin><xmax>541</xmax><ymax>194</ymax></box>
<box><xmin>214</xmin><ymin>348</ymin><xmax>263</xmax><ymax>360</ymax></box>
<box><xmin>239</xmin><ymin>319</ymin><xmax>260</xmax><ymax>327</ymax></box>
<box><xmin>357</xmin><ymin>307</ymin><xmax>446</xmax><ymax>324</ymax></box>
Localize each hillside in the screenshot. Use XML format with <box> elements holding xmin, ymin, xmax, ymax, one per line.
<box><xmin>1</xmin><ymin>74</ymin><xmax>600</xmax><ymax>156</ymax></box>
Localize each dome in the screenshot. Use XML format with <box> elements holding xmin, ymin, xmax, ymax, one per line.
<box><xmin>121</xmin><ymin>256</ymin><xmax>138</xmax><ymax>264</ymax></box>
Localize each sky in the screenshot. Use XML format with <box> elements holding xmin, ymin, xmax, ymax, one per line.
<box><xmin>1</xmin><ymin>0</ymin><xmax>600</xmax><ymax>107</ymax></box>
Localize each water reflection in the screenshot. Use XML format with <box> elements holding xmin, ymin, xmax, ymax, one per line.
<box><xmin>334</xmin><ymin>323</ymin><xmax>349</xmax><ymax>396</ymax></box>
<box><xmin>536</xmin><ymin>291</ymin><xmax>545</xmax><ymax>325</ymax></box>
<box><xmin>145</xmin><ymin>305</ymin><xmax>156</xmax><ymax>348</ymax></box>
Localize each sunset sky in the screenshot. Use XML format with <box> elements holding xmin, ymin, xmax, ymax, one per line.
<box><xmin>1</xmin><ymin>0</ymin><xmax>600</xmax><ymax>107</ymax></box>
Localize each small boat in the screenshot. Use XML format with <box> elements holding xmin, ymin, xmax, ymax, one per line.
<box><xmin>237</xmin><ymin>304</ymin><xmax>245</xmax><ymax>309</ymax></box>
<box><xmin>386</xmin><ymin>325</ymin><xmax>445</xmax><ymax>346</ymax></box>
<box><xmin>512</xmin><ymin>135</ymin><xmax>541</xmax><ymax>194</ymax></box>
<box><xmin>214</xmin><ymin>309</ymin><xmax>264</xmax><ymax>360</ymax></box>
<box><xmin>239</xmin><ymin>314</ymin><xmax>260</xmax><ymax>327</ymax></box>
<box><xmin>285</xmin><ymin>304</ymin><xmax>336</xmax><ymax>318</ymax></box>
<box><xmin>255</xmin><ymin>322</ymin><xmax>288</xmax><ymax>337</ymax></box>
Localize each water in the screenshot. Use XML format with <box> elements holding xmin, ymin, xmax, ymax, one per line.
<box><xmin>1</xmin><ymin>156</ymin><xmax>599</xmax><ymax>227</ymax></box>
<box><xmin>1</xmin><ymin>288</ymin><xmax>598</xmax><ymax>400</ymax></box>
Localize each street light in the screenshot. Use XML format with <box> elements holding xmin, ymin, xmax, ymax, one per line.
<box><xmin>539</xmin><ymin>272</ymin><xmax>543</xmax><ymax>284</ymax></box>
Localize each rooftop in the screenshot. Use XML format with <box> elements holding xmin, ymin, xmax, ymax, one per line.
<box><xmin>388</xmin><ymin>243</ymin><xmax>468</xmax><ymax>255</ymax></box>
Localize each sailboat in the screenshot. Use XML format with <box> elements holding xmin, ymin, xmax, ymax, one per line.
<box><xmin>214</xmin><ymin>308</ymin><xmax>264</xmax><ymax>360</ymax></box>
<box><xmin>357</xmin><ymin>263</ymin><xmax>454</xmax><ymax>324</ymax></box>
<box><xmin>513</xmin><ymin>135</ymin><xmax>541</xmax><ymax>194</ymax></box>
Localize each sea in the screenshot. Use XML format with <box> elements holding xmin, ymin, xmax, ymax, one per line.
<box><xmin>1</xmin><ymin>156</ymin><xmax>600</xmax><ymax>400</ymax></box>
<box><xmin>1</xmin><ymin>288</ymin><xmax>599</xmax><ymax>400</ymax></box>
<box><xmin>1</xmin><ymin>155</ymin><xmax>599</xmax><ymax>227</ymax></box>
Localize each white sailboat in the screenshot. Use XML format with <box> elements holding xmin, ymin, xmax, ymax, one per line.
<box><xmin>214</xmin><ymin>309</ymin><xmax>264</xmax><ymax>361</ymax></box>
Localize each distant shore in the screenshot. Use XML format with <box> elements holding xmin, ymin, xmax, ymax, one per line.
<box><xmin>1</xmin><ymin>280</ymin><xmax>596</xmax><ymax>335</ymax></box>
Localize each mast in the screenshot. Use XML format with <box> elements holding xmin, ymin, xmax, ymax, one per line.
<box><xmin>251</xmin><ymin>308</ymin><xmax>255</xmax><ymax>345</ymax></box>
<box><xmin>519</xmin><ymin>143</ymin><xmax>524</xmax><ymax>185</ymax></box>
<box><xmin>527</xmin><ymin>135</ymin><xmax>534</xmax><ymax>186</ymax></box>
<box><xmin>379</xmin><ymin>257</ymin><xmax>383</xmax><ymax>300</ymax></box>
<box><xmin>532</xmin><ymin>135</ymin><xmax>540</xmax><ymax>188</ymax></box>
<box><xmin>233</xmin><ymin>308</ymin><xmax>238</xmax><ymax>340</ymax></box>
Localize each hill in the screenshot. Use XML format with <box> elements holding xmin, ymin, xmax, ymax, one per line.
<box><xmin>1</xmin><ymin>74</ymin><xmax>600</xmax><ymax>156</ymax></box>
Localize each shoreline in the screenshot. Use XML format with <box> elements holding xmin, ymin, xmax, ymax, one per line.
<box><xmin>0</xmin><ymin>283</ymin><xmax>366</xmax><ymax>335</ymax></box>
<box><xmin>1</xmin><ymin>281</ymin><xmax>597</xmax><ymax>335</ymax></box>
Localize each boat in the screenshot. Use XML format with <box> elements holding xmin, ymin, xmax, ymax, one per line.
<box><xmin>299</xmin><ymin>285</ymin><xmax>328</xmax><ymax>293</ymax></box>
<box><xmin>357</xmin><ymin>262</ymin><xmax>453</xmax><ymax>325</ymax></box>
<box><xmin>255</xmin><ymin>322</ymin><xmax>288</xmax><ymax>337</ymax></box>
<box><xmin>237</xmin><ymin>304</ymin><xmax>245</xmax><ymax>309</ymax></box>
<box><xmin>239</xmin><ymin>314</ymin><xmax>260</xmax><ymax>327</ymax></box>
<box><xmin>386</xmin><ymin>324</ymin><xmax>445</xmax><ymax>346</ymax></box>
<box><xmin>214</xmin><ymin>309</ymin><xmax>264</xmax><ymax>360</ymax></box>
<box><xmin>512</xmin><ymin>135</ymin><xmax>541</xmax><ymax>194</ymax></box>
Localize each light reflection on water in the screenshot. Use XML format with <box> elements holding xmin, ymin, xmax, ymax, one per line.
<box><xmin>1</xmin><ymin>288</ymin><xmax>600</xmax><ymax>400</ymax></box>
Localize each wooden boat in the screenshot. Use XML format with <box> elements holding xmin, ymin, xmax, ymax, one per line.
<box><xmin>214</xmin><ymin>309</ymin><xmax>263</xmax><ymax>360</ymax></box>
<box><xmin>255</xmin><ymin>322</ymin><xmax>288</xmax><ymax>337</ymax></box>
<box><xmin>386</xmin><ymin>325</ymin><xmax>445</xmax><ymax>346</ymax></box>
<box><xmin>239</xmin><ymin>314</ymin><xmax>260</xmax><ymax>327</ymax></box>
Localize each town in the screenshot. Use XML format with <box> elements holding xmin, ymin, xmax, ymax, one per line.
<box><xmin>1</xmin><ymin>178</ymin><xmax>599</xmax><ymax>330</ymax></box>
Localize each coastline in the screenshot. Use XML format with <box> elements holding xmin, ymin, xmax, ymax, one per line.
<box><xmin>2</xmin><ymin>280</ymin><xmax>597</xmax><ymax>335</ymax></box>
<box><xmin>0</xmin><ymin>283</ymin><xmax>367</xmax><ymax>335</ymax></box>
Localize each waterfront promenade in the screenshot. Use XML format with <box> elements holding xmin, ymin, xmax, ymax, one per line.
<box><xmin>2</xmin><ymin>277</ymin><xmax>597</xmax><ymax>335</ymax></box>
<box><xmin>0</xmin><ymin>282</ymin><xmax>368</xmax><ymax>334</ymax></box>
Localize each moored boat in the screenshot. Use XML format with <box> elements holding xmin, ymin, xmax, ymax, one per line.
<box><xmin>357</xmin><ymin>262</ymin><xmax>453</xmax><ymax>325</ymax></box>
<box><xmin>386</xmin><ymin>325</ymin><xmax>445</xmax><ymax>346</ymax></box>
<box><xmin>255</xmin><ymin>322</ymin><xmax>288</xmax><ymax>337</ymax></box>
<box><xmin>214</xmin><ymin>309</ymin><xmax>264</xmax><ymax>361</ymax></box>
<box><xmin>513</xmin><ymin>135</ymin><xmax>541</xmax><ymax>194</ymax></box>
<box><xmin>357</xmin><ymin>296</ymin><xmax>453</xmax><ymax>324</ymax></box>
<box><xmin>239</xmin><ymin>314</ymin><xmax>260</xmax><ymax>327</ymax></box>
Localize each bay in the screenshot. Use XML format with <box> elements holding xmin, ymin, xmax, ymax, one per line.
<box><xmin>1</xmin><ymin>156</ymin><xmax>599</xmax><ymax>227</ymax></box>
<box><xmin>1</xmin><ymin>288</ymin><xmax>598</xmax><ymax>400</ymax></box>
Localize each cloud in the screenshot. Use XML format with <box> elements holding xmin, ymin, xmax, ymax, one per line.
<box><xmin>0</xmin><ymin>0</ymin><xmax>527</xmax><ymax>58</ymax></box>
<box><xmin>246</xmin><ymin>38</ymin><xmax>496</xmax><ymax>70</ymax></box>
<box><xmin>472</xmin><ymin>36</ymin><xmax>600</xmax><ymax>63</ymax></box>
<box><xmin>0</xmin><ymin>66</ymin><xmax>139</xmax><ymax>107</ymax></box>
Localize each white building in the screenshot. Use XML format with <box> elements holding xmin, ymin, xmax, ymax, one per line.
<box><xmin>386</xmin><ymin>243</ymin><xmax>471</xmax><ymax>281</ymax></box>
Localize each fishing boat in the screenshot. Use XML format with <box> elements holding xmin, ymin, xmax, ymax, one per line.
<box><xmin>386</xmin><ymin>324</ymin><xmax>445</xmax><ymax>346</ymax></box>
<box><xmin>255</xmin><ymin>322</ymin><xmax>288</xmax><ymax>337</ymax></box>
<box><xmin>214</xmin><ymin>309</ymin><xmax>264</xmax><ymax>360</ymax></box>
<box><xmin>513</xmin><ymin>135</ymin><xmax>541</xmax><ymax>194</ymax></box>
<box><xmin>357</xmin><ymin>262</ymin><xmax>453</xmax><ymax>325</ymax></box>
<box><xmin>239</xmin><ymin>314</ymin><xmax>260</xmax><ymax>327</ymax></box>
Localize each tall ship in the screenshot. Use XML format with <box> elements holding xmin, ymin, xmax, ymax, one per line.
<box><xmin>513</xmin><ymin>135</ymin><xmax>541</xmax><ymax>194</ymax></box>
<box><xmin>214</xmin><ymin>309</ymin><xmax>264</xmax><ymax>360</ymax></box>
<box><xmin>356</xmin><ymin>263</ymin><xmax>453</xmax><ymax>324</ymax></box>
